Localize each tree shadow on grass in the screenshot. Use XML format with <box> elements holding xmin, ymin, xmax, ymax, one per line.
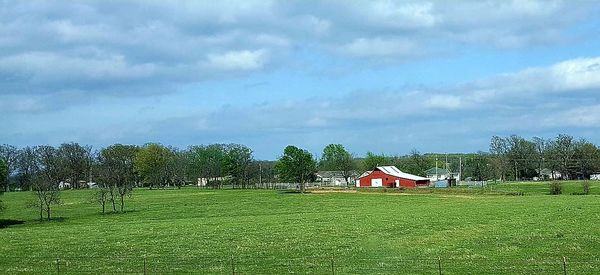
<box><xmin>0</xmin><ymin>219</ymin><xmax>25</xmax><ymax>229</ymax></box>
<box><xmin>278</xmin><ymin>190</ymin><xmax>311</xmax><ymax>194</ymax></box>
<box><xmin>99</xmin><ymin>209</ymin><xmax>142</xmax><ymax>215</ymax></box>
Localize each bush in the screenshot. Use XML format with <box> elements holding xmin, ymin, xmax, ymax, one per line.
<box><xmin>549</xmin><ymin>182</ymin><xmax>562</xmax><ymax>195</ymax></box>
<box><xmin>582</xmin><ymin>181</ymin><xmax>591</xmax><ymax>195</ymax></box>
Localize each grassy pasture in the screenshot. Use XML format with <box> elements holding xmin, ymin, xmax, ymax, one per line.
<box><xmin>1</xmin><ymin>182</ymin><xmax>600</xmax><ymax>274</ymax></box>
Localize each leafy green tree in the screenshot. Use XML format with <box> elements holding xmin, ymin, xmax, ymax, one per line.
<box><xmin>573</xmin><ymin>139</ymin><xmax>600</xmax><ymax>179</ymax></box>
<box><xmin>506</xmin><ymin>135</ymin><xmax>537</xmax><ymax>180</ymax></box>
<box><xmin>98</xmin><ymin>144</ymin><xmax>138</xmax><ymax>212</ymax></box>
<box><xmin>135</xmin><ymin>143</ymin><xmax>172</xmax><ymax>188</ymax></box>
<box><xmin>166</xmin><ymin>146</ymin><xmax>188</xmax><ymax>189</ymax></box>
<box><xmin>362</xmin><ymin>152</ymin><xmax>389</xmax><ymax>171</ymax></box>
<box><xmin>58</xmin><ymin>142</ymin><xmax>93</xmax><ymax>189</ymax></box>
<box><xmin>0</xmin><ymin>144</ymin><xmax>18</xmax><ymax>192</ymax></box>
<box><xmin>15</xmin><ymin>146</ymin><xmax>38</xmax><ymax>191</ymax></box>
<box><xmin>223</xmin><ymin>144</ymin><xmax>253</xmax><ymax>188</ymax></box>
<box><xmin>546</xmin><ymin>134</ymin><xmax>576</xmax><ymax>179</ymax></box>
<box><xmin>275</xmin><ymin>146</ymin><xmax>316</xmax><ymax>193</ymax></box>
<box><xmin>186</xmin><ymin>144</ymin><xmax>227</xmax><ymax>188</ymax></box>
<box><xmin>395</xmin><ymin>149</ymin><xmax>435</xmax><ymax>177</ymax></box>
<box><xmin>463</xmin><ymin>152</ymin><xmax>492</xmax><ymax>181</ymax></box>
<box><xmin>319</xmin><ymin>144</ymin><xmax>356</xmax><ymax>186</ymax></box>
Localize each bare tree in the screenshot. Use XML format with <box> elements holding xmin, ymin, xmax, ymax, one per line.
<box><xmin>489</xmin><ymin>136</ymin><xmax>509</xmax><ymax>181</ymax></box>
<box><xmin>98</xmin><ymin>144</ymin><xmax>137</xmax><ymax>212</ymax></box>
<box><xmin>32</xmin><ymin>146</ymin><xmax>64</xmax><ymax>221</ymax></box>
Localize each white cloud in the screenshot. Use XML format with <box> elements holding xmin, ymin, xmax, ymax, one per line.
<box><xmin>550</xmin><ymin>57</ymin><xmax>600</xmax><ymax>91</ymax></box>
<box><xmin>425</xmin><ymin>95</ymin><xmax>462</xmax><ymax>109</ymax></box>
<box><xmin>543</xmin><ymin>105</ymin><xmax>600</xmax><ymax>127</ymax></box>
<box><xmin>206</xmin><ymin>50</ymin><xmax>268</xmax><ymax>71</ymax></box>
<box><xmin>341</xmin><ymin>37</ymin><xmax>419</xmax><ymax>58</ymax></box>
<box><xmin>361</xmin><ymin>1</ymin><xmax>436</xmax><ymax>29</ymax></box>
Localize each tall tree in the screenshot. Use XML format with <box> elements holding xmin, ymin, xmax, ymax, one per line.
<box><xmin>275</xmin><ymin>146</ymin><xmax>317</xmax><ymax>193</ymax></box>
<box><xmin>58</xmin><ymin>143</ymin><xmax>93</xmax><ymax>189</ymax></box>
<box><xmin>166</xmin><ymin>146</ymin><xmax>187</xmax><ymax>189</ymax></box>
<box><xmin>135</xmin><ymin>143</ymin><xmax>172</xmax><ymax>188</ymax></box>
<box><xmin>319</xmin><ymin>144</ymin><xmax>356</xmax><ymax>186</ymax></box>
<box><xmin>223</xmin><ymin>144</ymin><xmax>253</xmax><ymax>188</ymax></box>
<box><xmin>0</xmin><ymin>144</ymin><xmax>19</xmax><ymax>192</ymax></box>
<box><xmin>532</xmin><ymin>137</ymin><xmax>549</xmax><ymax>178</ymax></box>
<box><xmin>362</xmin><ymin>152</ymin><xmax>389</xmax><ymax>171</ymax></box>
<box><xmin>463</xmin><ymin>152</ymin><xmax>492</xmax><ymax>181</ymax></box>
<box><xmin>506</xmin><ymin>135</ymin><xmax>537</xmax><ymax>180</ymax></box>
<box><xmin>32</xmin><ymin>145</ymin><xmax>65</xmax><ymax>221</ymax></box>
<box><xmin>397</xmin><ymin>149</ymin><xmax>435</xmax><ymax>177</ymax></box>
<box><xmin>547</xmin><ymin>134</ymin><xmax>576</xmax><ymax>179</ymax></box>
<box><xmin>98</xmin><ymin>144</ymin><xmax>138</xmax><ymax>212</ymax></box>
<box><xmin>573</xmin><ymin>139</ymin><xmax>600</xmax><ymax>179</ymax></box>
<box><xmin>15</xmin><ymin>147</ymin><xmax>38</xmax><ymax>191</ymax></box>
<box><xmin>489</xmin><ymin>136</ymin><xmax>509</xmax><ymax>181</ymax></box>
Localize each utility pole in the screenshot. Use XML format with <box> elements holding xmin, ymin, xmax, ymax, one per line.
<box><xmin>515</xmin><ymin>160</ymin><xmax>518</xmax><ymax>181</ymax></box>
<box><xmin>459</xmin><ymin>156</ymin><xmax>462</xmax><ymax>183</ymax></box>
<box><xmin>445</xmin><ymin>154</ymin><xmax>448</xmax><ymax>171</ymax></box>
<box><xmin>259</xmin><ymin>162</ymin><xmax>262</xmax><ymax>188</ymax></box>
<box><xmin>435</xmin><ymin>157</ymin><xmax>438</xmax><ymax>180</ymax></box>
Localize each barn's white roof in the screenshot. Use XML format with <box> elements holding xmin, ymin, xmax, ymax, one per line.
<box><xmin>375</xmin><ymin>166</ymin><xmax>430</xmax><ymax>181</ymax></box>
<box><xmin>358</xmin><ymin>171</ymin><xmax>372</xmax><ymax>178</ymax></box>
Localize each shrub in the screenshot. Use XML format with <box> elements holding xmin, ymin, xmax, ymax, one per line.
<box><xmin>549</xmin><ymin>182</ymin><xmax>562</xmax><ymax>195</ymax></box>
<box><xmin>582</xmin><ymin>181</ymin><xmax>591</xmax><ymax>195</ymax></box>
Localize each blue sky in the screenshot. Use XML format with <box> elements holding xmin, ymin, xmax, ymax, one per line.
<box><xmin>2</xmin><ymin>0</ymin><xmax>600</xmax><ymax>159</ymax></box>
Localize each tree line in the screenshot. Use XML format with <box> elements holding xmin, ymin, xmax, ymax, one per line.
<box><xmin>357</xmin><ymin>134</ymin><xmax>600</xmax><ymax>181</ymax></box>
<box><xmin>1</xmin><ymin>134</ymin><xmax>599</xmax><ymax>219</ymax></box>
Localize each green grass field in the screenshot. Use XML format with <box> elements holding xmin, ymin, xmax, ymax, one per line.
<box><xmin>1</xmin><ymin>181</ymin><xmax>600</xmax><ymax>274</ymax></box>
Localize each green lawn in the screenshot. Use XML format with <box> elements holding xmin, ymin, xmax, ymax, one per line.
<box><xmin>1</xmin><ymin>183</ymin><xmax>600</xmax><ymax>274</ymax></box>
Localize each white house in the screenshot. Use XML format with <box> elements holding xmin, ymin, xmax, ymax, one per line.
<box><xmin>425</xmin><ymin>167</ymin><xmax>460</xmax><ymax>182</ymax></box>
<box><xmin>315</xmin><ymin>171</ymin><xmax>357</xmax><ymax>186</ymax></box>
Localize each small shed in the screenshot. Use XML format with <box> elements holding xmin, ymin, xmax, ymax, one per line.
<box><xmin>355</xmin><ymin>166</ymin><xmax>430</xmax><ymax>188</ymax></box>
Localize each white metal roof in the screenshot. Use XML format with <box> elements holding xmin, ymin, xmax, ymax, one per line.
<box><xmin>376</xmin><ymin>166</ymin><xmax>430</xmax><ymax>181</ymax></box>
<box><xmin>358</xmin><ymin>171</ymin><xmax>372</xmax><ymax>178</ymax></box>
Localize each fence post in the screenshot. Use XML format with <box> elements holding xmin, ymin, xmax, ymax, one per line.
<box><xmin>231</xmin><ymin>255</ymin><xmax>235</xmax><ymax>275</ymax></box>
<box><xmin>437</xmin><ymin>256</ymin><xmax>442</xmax><ymax>275</ymax></box>
<box><xmin>56</xmin><ymin>258</ymin><xmax>60</xmax><ymax>274</ymax></box>
<box><xmin>143</xmin><ymin>256</ymin><xmax>147</xmax><ymax>275</ymax></box>
<box><xmin>562</xmin><ymin>256</ymin><xmax>567</xmax><ymax>275</ymax></box>
<box><xmin>331</xmin><ymin>257</ymin><xmax>335</xmax><ymax>275</ymax></box>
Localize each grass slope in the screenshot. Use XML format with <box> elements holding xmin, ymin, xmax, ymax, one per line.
<box><xmin>1</xmin><ymin>182</ymin><xmax>600</xmax><ymax>274</ymax></box>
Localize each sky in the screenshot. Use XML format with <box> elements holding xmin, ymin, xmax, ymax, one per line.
<box><xmin>2</xmin><ymin>0</ymin><xmax>600</xmax><ymax>160</ymax></box>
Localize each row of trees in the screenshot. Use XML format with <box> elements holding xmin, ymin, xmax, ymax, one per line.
<box><xmin>1</xmin><ymin>135</ymin><xmax>599</xmax><ymax>217</ymax></box>
<box><xmin>488</xmin><ymin>134</ymin><xmax>600</xmax><ymax>181</ymax></box>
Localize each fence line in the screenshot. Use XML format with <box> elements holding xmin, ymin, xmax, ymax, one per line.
<box><xmin>1</xmin><ymin>255</ymin><xmax>599</xmax><ymax>274</ymax></box>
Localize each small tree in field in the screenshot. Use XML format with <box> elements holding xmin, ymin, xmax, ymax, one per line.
<box><xmin>276</xmin><ymin>146</ymin><xmax>316</xmax><ymax>193</ymax></box>
<box><xmin>582</xmin><ymin>181</ymin><xmax>591</xmax><ymax>195</ymax></box>
<box><xmin>32</xmin><ymin>146</ymin><xmax>65</xmax><ymax>221</ymax></box>
<box><xmin>98</xmin><ymin>144</ymin><xmax>138</xmax><ymax>212</ymax></box>
<box><xmin>549</xmin><ymin>181</ymin><xmax>562</xmax><ymax>195</ymax></box>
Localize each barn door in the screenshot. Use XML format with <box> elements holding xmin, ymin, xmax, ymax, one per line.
<box><xmin>371</xmin><ymin>178</ymin><xmax>382</xmax><ymax>187</ymax></box>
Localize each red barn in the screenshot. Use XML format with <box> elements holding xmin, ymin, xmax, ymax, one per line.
<box><xmin>356</xmin><ymin>166</ymin><xmax>430</xmax><ymax>188</ymax></box>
